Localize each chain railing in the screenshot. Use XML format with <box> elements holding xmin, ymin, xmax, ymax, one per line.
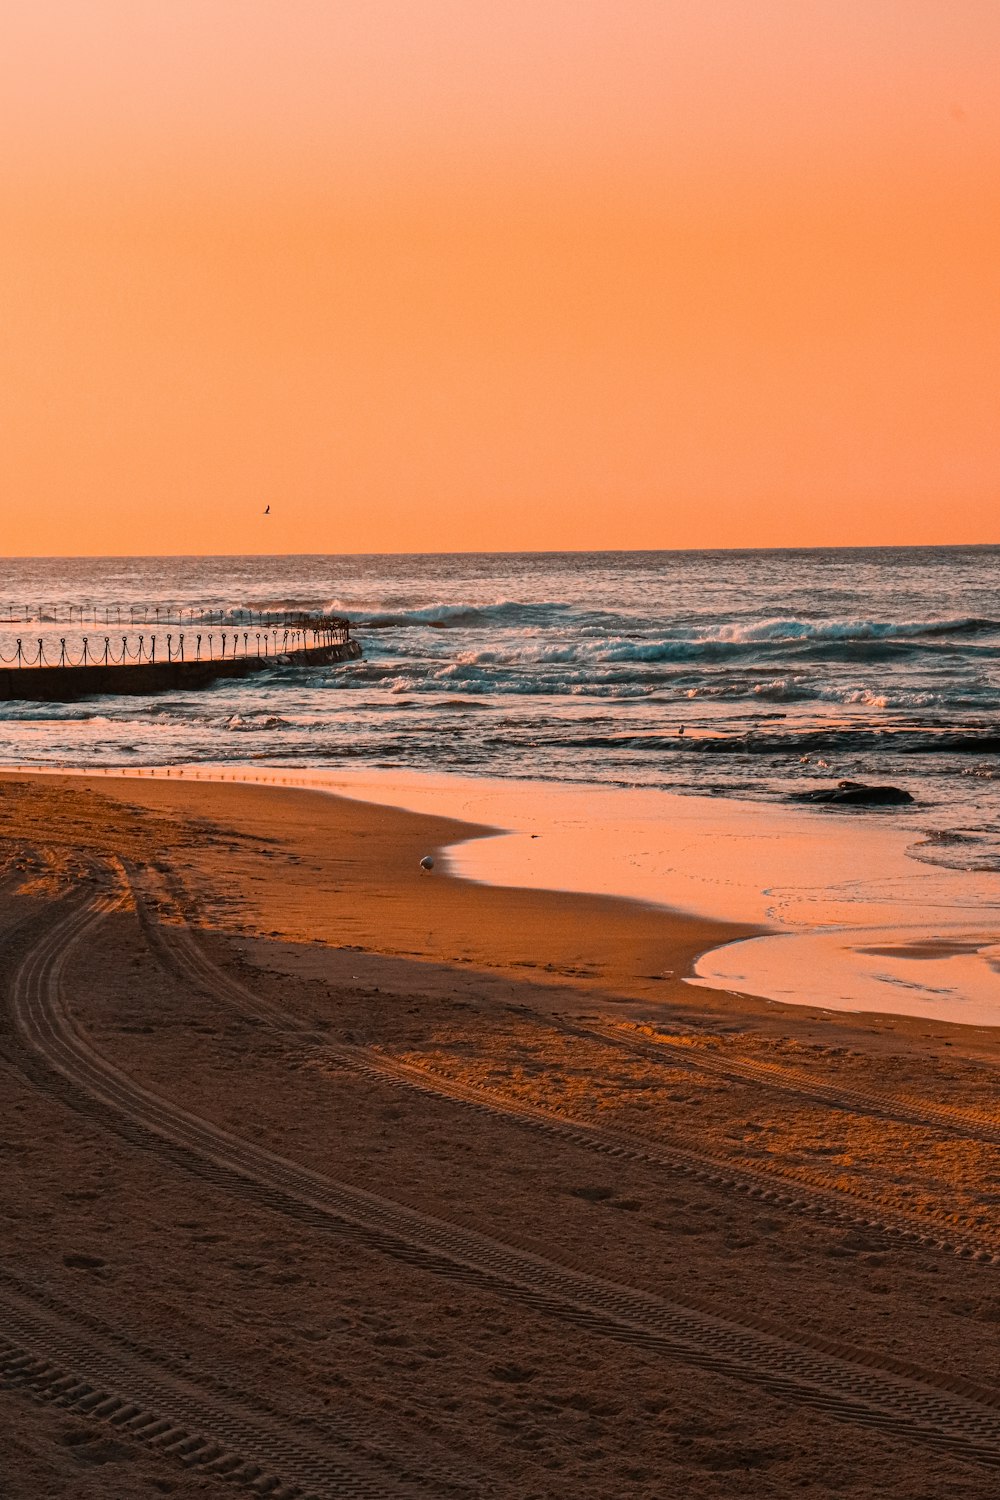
<box><xmin>0</xmin><ymin>614</ymin><xmax>351</xmax><ymax>670</ymax></box>
<box><xmin>0</xmin><ymin>605</ymin><xmax>339</xmax><ymax>629</ymax></box>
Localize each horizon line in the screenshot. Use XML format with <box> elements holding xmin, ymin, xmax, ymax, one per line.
<box><xmin>2</xmin><ymin>541</ymin><xmax>998</xmax><ymax>564</ymax></box>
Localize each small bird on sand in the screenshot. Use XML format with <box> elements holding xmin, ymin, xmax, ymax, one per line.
<box><xmin>264</xmin><ymin>505</ymin><xmax>270</xmax><ymax>515</ymax></box>
<box><xmin>419</xmin><ymin>855</ymin><xmax>435</xmax><ymax>872</ymax></box>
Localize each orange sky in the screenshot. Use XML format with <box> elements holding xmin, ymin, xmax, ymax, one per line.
<box><xmin>2</xmin><ymin>1</ymin><xmax>998</xmax><ymax>555</ymax></box>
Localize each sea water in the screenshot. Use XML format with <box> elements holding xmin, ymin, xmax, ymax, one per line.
<box><xmin>2</xmin><ymin>548</ymin><xmax>998</xmax><ymax>858</ymax></box>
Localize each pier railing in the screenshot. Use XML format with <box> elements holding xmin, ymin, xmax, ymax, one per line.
<box><xmin>0</xmin><ymin>613</ymin><xmax>351</xmax><ymax>670</ymax></box>
<box><xmin>0</xmin><ymin>605</ymin><xmax>338</xmax><ymax>629</ymax></box>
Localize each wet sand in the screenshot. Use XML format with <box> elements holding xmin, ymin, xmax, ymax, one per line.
<box><xmin>55</xmin><ymin>762</ymin><xmax>1000</xmax><ymax>1026</ymax></box>
<box><xmin>1</xmin><ymin>770</ymin><xmax>999</xmax><ymax>1499</ymax></box>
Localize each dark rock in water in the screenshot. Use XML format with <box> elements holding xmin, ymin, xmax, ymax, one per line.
<box><xmin>793</xmin><ymin>781</ymin><xmax>914</xmax><ymax>806</ymax></box>
<box><xmin>835</xmin><ymin>785</ymin><xmax>914</xmax><ymax>805</ymax></box>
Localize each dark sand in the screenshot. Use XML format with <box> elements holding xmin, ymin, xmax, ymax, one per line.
<box><xmin>1</xmin><ymin>771</ymin><xmax>998</xmax><ymax>1498</ymax></box>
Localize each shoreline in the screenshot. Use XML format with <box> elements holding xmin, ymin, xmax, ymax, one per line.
<box><xmin>7</xmin><ymin>760</ymin><xmax>999</xmax><ymax>1030</ymax></box>
<box><xmin>2</xmin><ymin>761</ymin><xmax>997</xmax><ymax>1061</ymax></box>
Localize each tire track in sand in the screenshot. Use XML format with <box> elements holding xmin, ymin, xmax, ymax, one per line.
<box><xmin>127</xmin><ymin>861</ymin><xmax>1000</xmax><ymax>1266</ymax></box>
<box><xmin>2</xmin><ymin>892</ymin><xmax>484</xmax><ymax>1500</ymax></box>
<box><xmin>0</xmin><ymin>1267</ymin><xmax>459</xmax><ymax>1500</ymax></box>
<box><xmin>15</xmin><ymin>882</ymin><xmax>1000</xmax><ymax>1473</ymax></box>
<box><xmin>564</xmin><ymin>1018</ymin><xmax>1000</xmax><ymax>1146</ymax></box>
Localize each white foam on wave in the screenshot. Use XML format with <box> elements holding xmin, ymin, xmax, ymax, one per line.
<box><xmin>321</xmin><ymin>604</ymin><xmax>998</xmax><ymax>649</ymax></box>
<box><xmin>698</xmin><ymin>614</ymin><xmax>995</xmax><ymax>644</ymax></box>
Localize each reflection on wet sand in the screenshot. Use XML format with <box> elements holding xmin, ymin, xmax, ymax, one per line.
<box><xmin>188</xmin><ymin>766</ymin><xmax>1000</xmax><ymax>1028</ymax></box>
<box><xmin>11</xmin><ymin>762</ymin><xmax>1000</xmax><ymax>1026</ymax></box>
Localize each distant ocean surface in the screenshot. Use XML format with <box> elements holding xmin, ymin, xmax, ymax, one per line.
<box><xmin>2</xmin><ymin>548</ymin><xmax>999</xmax><ymax>875</ymax></box>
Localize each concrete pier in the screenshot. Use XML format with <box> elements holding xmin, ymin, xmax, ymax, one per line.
<box><xmin>0</xmin><ymin>637</ymin><xmax>362</xmax><ymax>703</ymax></box>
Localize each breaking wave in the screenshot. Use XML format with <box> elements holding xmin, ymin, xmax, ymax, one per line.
<box><xmin>328</xmin><ymin>602</ymin><xmax>999</xmax><ymax>644</ymax></box>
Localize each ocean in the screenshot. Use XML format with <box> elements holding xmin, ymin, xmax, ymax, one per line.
<box><xmin>2</xmin><ymin>546</ymin><xmax>999</xmax><ymax>875</ymax></box>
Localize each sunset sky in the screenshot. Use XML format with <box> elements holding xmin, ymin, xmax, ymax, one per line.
<box><xmin>2</xmin><ymin>1</ymin><xmax>998</xmax><ymax>556</ymax></box>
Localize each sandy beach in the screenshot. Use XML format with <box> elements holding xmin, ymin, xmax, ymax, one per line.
<box><xmin>2</xmin><ymin>769</ymin><xmax>999</xmax><ymax>1499</ymax></box>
